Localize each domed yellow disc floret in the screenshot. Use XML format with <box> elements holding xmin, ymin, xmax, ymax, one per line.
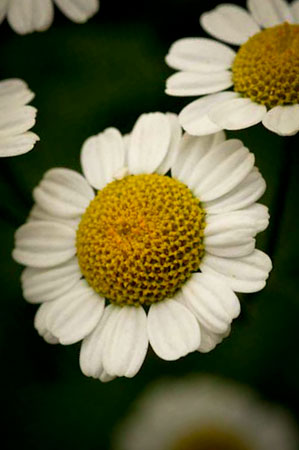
<box><xmin>232</xmin><ymin>23</ymin><xmax>299</xmax><ymax>108</ymax></box>
<box><xmin>76</xmin><ymin>174</ymin><xmax>205</xmax><ymax>307</ymax></box>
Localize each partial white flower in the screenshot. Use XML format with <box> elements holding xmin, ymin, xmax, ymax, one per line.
<box><xmin>0</xmin><ymin>78</ymin><xmax>39</xmax><ymax>157</ymax></box>
<box><xmin>0</xmin><ymin>0</ymin><xmax>100</xmax><ymax>34</ymax></box>
<box><xmin>13</xmin><ymin>112</ymin><xmax>272</xmax><ymax>381</ymax></box>
<box><xmin>166</xmin><ymin>0</ymin><xmax>299</xmax><ymax>136</ymax></box>
<box><xmin>114</xmin><ymin>376</ymin><xmax>298</xmax><ymax>450</ymax></box>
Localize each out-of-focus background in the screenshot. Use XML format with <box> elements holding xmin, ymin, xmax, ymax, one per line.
<box><xmin>0</xmin><ymin>1</ymin><xmax>298</xmax><ymax>449</ymax></box>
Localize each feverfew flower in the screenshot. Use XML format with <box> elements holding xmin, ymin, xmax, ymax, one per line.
<box><xmin>166</xmin><ymin>0</ymin><xmax>299</xmax><ymax>136</ymax></box>
<box><xmin>0</xmin><ymin>0</ymin><xmax>99</xmax><ymax>35</ymax></box>
<box><xmin>115</xmin><ymin>376</ymin><xmax>298</xmax><ymax>450</ymax></box>
<box><xmin>0</xmin><ymin>78</ymin><xmax>39</xmax><ymax>157</ymax></box>
<box><xmin>13</xmin><ymin>112</ymin><xmax>271</xmax><ymax>381</ymax></box>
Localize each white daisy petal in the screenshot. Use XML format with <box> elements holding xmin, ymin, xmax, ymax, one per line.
<box><xmin>0</xmin><ymin>105</ymin><xmax>37</xmax><ymax>138</ymax></box>
<box><xmin>166</xmin><ymin>71</ymin><xmax>233</xmax><ymax>97</ymax></box>
<box><xmin>205</xmin><ymin>231</ymin><xmax>255</xmax><ymax>258</ymax></box>
<box><xmin>81</xmin><ymin>127</ymin><xmax>125</xmax><ymax>190</ymax></box>
<box><xmin>172</xmin><ymin>131</ymin><xmax>226</xmax><ymax>184</ymax></box>
<box><xmin>190</xmin><ymin>139</ymin><xmax>255</xmax><ymax>202</ymax></box>
<box><xmin>128</xmin><ymin>113</ymin><xmax>171</xmax><ymax>174</ymax></box>
<box><xmin>156</xmin><ymin>113</ymin><xmax>182</xmax><ymax>175</ymax></box>
<box><xmin>148</xmin><ymin>299</ymin><xmax>200</xmax><ymax>361</ymax></box>
<box><xmin>0</xmin><ymin>78</ymin><xmax>34</xmax><ymax>110</ymax></box>
<box><xmin>0</xmin><ymin>1</ymin><xmax>8</xmax><ymax>24</ymax></box>
<box><xmin>21</xmin><ymin>257</ymin><xmax>81</xmax><ymax>303</ymax></box>
<box><xmin>291</xmin><ymin>0</ymin><xmax>299</xmax><ymax>21</ymax></box>
<box><xmin>34</xmin><ymin>303</ymin><xmax>59</xmax><ymax>344</ymax></box>
<box><xmin>0</xmin><ymin>132</ymin><xmax>39</xmax><ymax>157</ymax></box>
<box><xmin>45</xmin><ymin>279</ymin><xmax>104</xmax><ymax>345</ymax></box>
<box><xmin>27</xmin><ymin>203</ymin><xmax>81</xmax><ymax>229</ymax></box>
<box><xmin>166</xmin><ymin>38</ymin><xmax>236</xmax><ymax>72</ymax></box>
<box><xmin>201</xmin><ymin>250</ymin><xmax>272</xmax><ymax>293</ymax></box>
<box><xmin>198</xmin><ymin>325</ymin><xmax>228</xmax><ymax>353</ymax></box>
<box><xmin>200</xmin><ymin>4</ymin><xmax>261</xmax><ymax>46</ymax></box>
<box><xmin>262</xmin><ymin>105</ymin><xmax>299</xmax><ymax>136</ymax></box>
<box><xmin>182</xmin><ymin>273</ymin><xmax>240</xmax><ymax>334</ymax></box>
<box><xmin>33</xmin><ymin>168</ymin><xmax>94</xmax><ymax>219</ymax></box>
<box><xmin>204</xmin><ymin>167</ymin><xmax>266</xmax><ymax>214</ymax></box>
<box><xmin>205</xmin><ymin>204</ymin><xmax>269</xmax><ymax>238</ymax></box>
<box><xmin>247</xmin><ymin>0</ymin><xmax>293</xmax><ymax>27</ymax></box>
<box><xmin>54</xmin><ymin>0</ymin><xmax>99</xmax><ymax>23</ymax></box>
<box><xmin>179</xmin><ymin>92</ymin><xmax>240</xmax><ymax>136</ymax></box>
<box><xmin>13</xmin><ymin>221</ymin><xmax>76</xmax><ymax>268</ymax></box>
<box><xmin>102</xmin><ymin>306</ymin><xmax>148</xmax><ymax>378</ymax></box>
<box><xmin>209</xmin><ymin>98</ymin><xmax>267</xmax><ymax>131</ymax></box>
<box><xmin>7</xmin><ymin>0</ymin><xmax>54</xmax><ymax>34</ymax></box>
<box><xmin>80</xmin><ymin>305</ymin><xmax>115</xmax><ymax>379</ymax></box>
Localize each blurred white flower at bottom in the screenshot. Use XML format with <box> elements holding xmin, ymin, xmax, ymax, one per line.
<box><xmin>114</xmin><ymin>376</ymin><xmax>298</xmax><ymax>450</ymax></box>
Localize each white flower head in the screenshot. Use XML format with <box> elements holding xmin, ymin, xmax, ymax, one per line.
<box><xmin>114</xmin><ymin>376</ymin><xmax>299</xmax><ymax>450</ymax></box>
<box><xmin>13</xmin><ymin>112</ymin><xmax>272</xmax><ymax>381</ymax></box>
<box><xmin>0</xmin><ymin>0</ymin><xmax>100</xmax><ymax>35</ymax></box>
<box><xmin>0</xmin><ymin>78</ymin><xmax>39</xmax><ymax>157</ymax></box>
<box><xmin>166</xmin><ymin>0</ymin><xmax>299</xmax><ymax>136</ymax></box>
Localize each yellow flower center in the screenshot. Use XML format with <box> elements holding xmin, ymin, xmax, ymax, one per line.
<box><xmin>170</xmin><ymin>427</ymin><xmax>252</xmax><ymax>450</ymax></box>
<box><xmin>76</xmin><ymin>174</ymin><xmax>205</xmax><ymax>307</ymax></box>
<box><xmin>232</xmin><ymin>23</ymin><xmax>299</xmax><ymax>108</ymax></box>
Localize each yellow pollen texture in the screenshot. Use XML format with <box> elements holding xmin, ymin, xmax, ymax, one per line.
<box><xmin>76</xmin><ymin>174</ymin><xmax>205</xmax><ymax>307</ymax></box>
<box><xmin>232</xmin><ymin>23</ymin><xmax>299</xmax><ymax>108</ymax></box>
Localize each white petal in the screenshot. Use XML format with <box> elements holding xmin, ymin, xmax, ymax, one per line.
<box><xmin>0</xmin><ymin>131</ymin><xmax>39</xmax><ymax>157</ymax></box>
<box><xmin>0</xmin><ymin>105</ymin><xmax>37</xmax><ymax>138</ymax></box>
<box><xmin>13</xmin><ymin>221</ymin><xmax>76</xmax><ymax>268</ymax></box>
<box><xmin>148</xmin><ymin>299</ymin><xmax>200</xmax><ymax>361</ymax></box>
<box><xmin>198</xmin><ymin>325</ymin><xmax>228</xmax><ymax>353</ymax></box>
<box><xmin>7</xmin><ymin>0</ymin><xmax>54</xmax><ymax>34</ymax></box>
<box><xmin>190</xmin><ymin>139</ymin><xmax>255</xmax><ymax>202</ymax></box>
<box><xmin>166</xmin><ymin>38</ymin><xmax>236</xmax><ymax>72</ymax></box>
<box><xmin>28</xmin><ymin>203</ymin><xmax>81</xmax><ymax>229</ymax></box>
<box><xmin>262</xmin><ymin>105</ymin><xmax>299</xmax><ymax>136</ymax></box>
<box><xmin>81</xmin><ymin>127</ymin><xmax>125</xmax><ymax>190</ymax></box>
<box><xmin>156</xmin><ymin>113</ymin><xmax>182</xmax><ymax>175</ymax></box>
<box><xmin>102</xmin><ymin>306</ymin><xmax>148</xmax><ymax>378</ymax></box>
<box><xmin>200</xmin><ymin>4</ymin><xmax>260</xmax><ymax>46</ymax></box>
<box><xmin>204</xmin><ymin>167</ymin><xmax>266</xmax><ymax>214</ymax></box>
<box><xmin>201</xmin><ymin>250</ymin><xmax>272</xmax><ymax>293</ymax></box>
<box><xmin>166</xmin><ymin>71</ymin><xmax>233</xmax><ymax>96</ymax></box>
<box><xmin>205</xmin><ymin>204</ymin><xmax>269</xmax><ymax>238</ymax></box>
<box><xmin>0</xmin><ymin>1</ymin><xmax>8</xmax><ymax>24</ymax></box>
<box><xmin>179</xmin><ymin>92</ymin><xmax>240</xmax><ymax>136</ymax></box>
<box><xmin>181</xmin><ymin>273</ymin><xmax>240</xmax><ymax>334</ymax></box>
<box><xmin>21</xmin><ymin>257</ymin><xmax>82</xmax><ymax>303</ymax></box>
<box><xmin>172</xmin><ymin>131</ymin><xmax>226</xmax><ymax>184</ymax></box>
<box><xmin>291</xmin><ymin>0</ymin><xmax>299</xmax><ymax>21</ymax></box>
<box><xmin>205</xmin><ymin>231</ymin><xmax>255</xmax><ymax>258</ymax></box>
<box><xmin>247</xmin><ymin>0</ymin><xmax>293</xmax><ymax>27</ymax></box>
<box><xmin>0</xmin><ymin>78</ymin><xmax>34</xmax><ymax>110</ymax></box>
<box><xmin>128</xmin><ymin>113</ymin><xmax>171</xmax><ymax>174</ymax></box>
<box><xmin>54</xmin><ymin>0</ymin><xmax>99</xmax><ymax>23</ymax></box>
<box><xmin>80</xmin><ymin>305</ymin><xmax>115</xmax><ymax>379</ymax></box>
<box><xmin>209</xmin><ymin>98</ymin><xmax>267</xmax><ymax>131</ymax></box>
<box><xmin>46</xmin><ymin>280</ymin><xmax>104</xmax><ymax>345</ymax></box>
<box><xmin>33</xmin><ymin>168</ymin><xmax>94</xmax><ymax>219</ymax></box>
<box><xmin>34</xmin><ymin>303</ymin><xmax>59</xmax><ymax>343</ymax></box>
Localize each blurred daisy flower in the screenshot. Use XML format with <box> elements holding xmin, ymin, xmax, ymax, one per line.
<box><xmin>114</xmin><ymin>376</ymin><xmax>298</xmax><ymax>450</ymax></box>
<box><xmin>0</xmin><ymin>78</ymin><xmax>39</xmax><ymax>157</ymax></box>
<box><xmin>13</xmin><ymin>112</ymin><xmax>271</xmax><ymax>381</ymax></box>
<box><xmin>0</xmin><ymin>0</ymin><xmax>100</xmax><ymax>35</ymax></box>
<box><xmin>166</xmin><ymin>0</ymin><xmax>299</xmax><ymax>136</ymax></box>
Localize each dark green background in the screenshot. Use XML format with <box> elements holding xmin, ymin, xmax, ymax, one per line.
<box><xmin>0</xmin><ymin>1</ymin><xmax>298</xmax><ymax>448</ymax></box>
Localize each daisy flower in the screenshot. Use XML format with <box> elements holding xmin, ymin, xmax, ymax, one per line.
<box><xmin>0</xmin><ymin>0</ymin><xmax>99</xmax><ymax>35</ymax></box>
<box><xmin>0</xmin><ymin>78</ymin><xmax>39</xmax><ymax>157</ymax></box>
<box><xmin>13</xmin><ymin>112</ymin><xmax>271</xmax><ymax>381</ymax></box>
<box><xmin>166</xmin><ymin>0</ymin><xmax>299</xmax><ymax>136</ymax></box>
<box><xmin>115</xmin><ymin>376</ymin><xmax>298</xmax><ymax>450</ymax></box>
